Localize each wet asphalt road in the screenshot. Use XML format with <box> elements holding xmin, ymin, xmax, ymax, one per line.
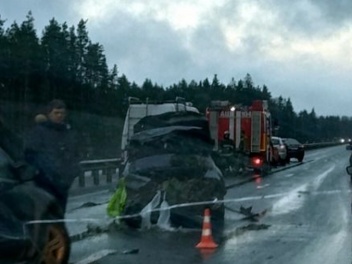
<box><xmin>70</xmin><ymin>145</ymin><xmax>352</xmax><ymax>264</ymax></box>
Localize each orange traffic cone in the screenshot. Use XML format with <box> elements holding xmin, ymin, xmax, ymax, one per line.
<box><xmin>196</xmin><ymin>208</ymin><xmax>218</xmax><ymax>249</ymax></box>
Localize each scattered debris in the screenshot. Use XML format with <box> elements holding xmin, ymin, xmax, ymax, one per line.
<box><xmin>225</xmin><ymin>205</ymin><xmax>268</xmax><ymax>222</ymax></box>
<box><xmin>86</xmin><ymin>222</ymin><xmax>110</xmax><ymax>234</ymax></box>
<box><xmin>241</xmin><ymin>223</ymin><xmax>271</xmax><ymax>231</ymax></box>
<box><xmin>298</xmin><ymin>190</ymin><xmax>310</xmax><ymax>195</ymax></box>
<box><xmin>226</xmin><ymin>223</ymin><xmax>271</xmax><ymax>238</ymax></box>
<box><xmin>122</xmin><ymin>249</ymin><xmax>139</xmax><ymax>255</ymax></box>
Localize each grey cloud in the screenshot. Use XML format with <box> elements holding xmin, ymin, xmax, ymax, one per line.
<box><xmin>89</xmin><ymin>11</ymin><xmax>196</xmax><ymax>86</ymax></box>
<box><xmin>1</xmin><ymin>0</ymin><xmax>352</xmax><ymax>116</ymax></box>
<box><xmin>264</xmin><ymin>0</ymin><xmax>352</xmax><ymax>37</ymax></box>
<box><xmin>0</xmin><ymin>0</ymin><xmax>77</xmax><ymax>32</ymax></box>
<box><xmin>310</xmin><ymin>0</ymin><xmax>352</xmax><ymax>24</ymax></box>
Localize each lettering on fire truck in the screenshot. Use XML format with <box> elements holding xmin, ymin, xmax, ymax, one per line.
<box><xmin>220</xmin><ymin>111</ymin><xmax>252</xmax><ymax>118</ymax></box>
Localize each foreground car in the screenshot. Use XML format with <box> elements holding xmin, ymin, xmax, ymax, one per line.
<box><xmin>121</xmin><ymin>111</ymin><xmax>226</xmax><ymax>231</ymax></box>
<box><xmin>283</xmin><ymin>138</ymin><xmax>305</xmax><ymax>162</ymax></box>
<box><xmin>0</xmin><ymin>147</ymin><xmax>70</xmax><ymax>264</ymax></box>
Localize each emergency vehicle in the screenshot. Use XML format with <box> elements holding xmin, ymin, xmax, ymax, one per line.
<box><xmin>120</xmin><ymin>97</ymin><xmax>199</xmax><ymax>166</ymax></box>
<box><xmin>206</xmin><ymin>100</ymin><xmax>273</xmax><ymax>173</ymax></box>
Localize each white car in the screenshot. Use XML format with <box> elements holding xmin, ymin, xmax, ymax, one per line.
<box><xmin>271</xmin><ymin>136</ymin><xmax>288</xmax><ymax>165</ymax></box>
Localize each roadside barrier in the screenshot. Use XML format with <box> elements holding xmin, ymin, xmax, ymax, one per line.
<box><xmin>77</xmin><ymin>142</ymin><xmax>345</xmax><ymax>187</ymax></box>
<box><xmin>304</xmin><ymin>141</ymin><xmax>344</xmax><ymax>150</ymax></box>
<box><xmin>78</xmin><ymin>158</ymin><xmax>120</xmax><ymax>187</ymax></box>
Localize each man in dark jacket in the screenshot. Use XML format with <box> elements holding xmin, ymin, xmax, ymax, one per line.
<box><xmin>24</xmin><ymin>100</ymin><xmax>79</xmax><ymax>211</ymax></box>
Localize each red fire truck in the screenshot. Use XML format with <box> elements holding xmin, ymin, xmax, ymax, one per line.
<box><xmin>206</xmin><ymin>100</ymin><xmax>274</xmax><ymax>173</ymax></box>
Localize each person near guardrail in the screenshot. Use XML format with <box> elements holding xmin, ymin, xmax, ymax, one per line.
<box><xmin>24</xmin><ymin>99</ymin><xmax>80</xmax><ymax>212</ymax></box>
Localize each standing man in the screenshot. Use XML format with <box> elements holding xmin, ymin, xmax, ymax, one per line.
<box><xmin>219</xmin><ymin>131</ymin><xmax>236</xmax><ymax>174</ymax></box>
<box><xmin>24</xmin><ymin>100</ymin><xmax>79</xmax><ymax>212</ymax></box>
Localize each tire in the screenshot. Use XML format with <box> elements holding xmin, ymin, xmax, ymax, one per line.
<box><xmin>253</xmin><ymin>168</ymin><xmax>261</xmax><ymax>174</ymax></box>
<box><xmin>38</xmin><ymin>223</ymin><xmax>70</xmax><ymax>264</ymax></box>
<box><xmin>279</xmin><ymin>158</ymin><xmax>286</xmax><ymax>166</ymax></box>
<box><xmin>285</xmin><ymin>155</ymin><xmax>290</xmax><ymax>164</ymax></box>
<box><xmin>211</xmin><ymin>204</ymin><xmax>225</xmax><ymax>239</ymax></box>
<box><xmin>298</xmin><ymin>154</ymin><xmax>304</xmax><ymax>162</ymax></box>
<box><xmin>26</xmin><ymin>212</ymin><xmax>71</xmax><ymax>264</ymax></box>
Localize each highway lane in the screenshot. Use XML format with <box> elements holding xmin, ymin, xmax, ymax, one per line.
<box><xmin>70</xmin><ymin>145</ymin><xmax>352</xmax><ymax>264</ymax></box>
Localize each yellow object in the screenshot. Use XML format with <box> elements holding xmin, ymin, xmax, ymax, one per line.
<box><xmin>107</xmin><ymin>178</ymin><xmax>127</xmax><ymax>217</ymax></box>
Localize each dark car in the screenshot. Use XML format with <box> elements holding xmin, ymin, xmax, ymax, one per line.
<box><xmin>346</xmin><ymin>141</ymin><xmax>352</xmax><ymax>150</ymax></box>
<box><xmin>283</xmin><ymin>138</ymin><xmax>305</xmax><ymax>162</ymax></box>
<box><xmin>121</xmin><ymin>111</ymin><xmax>226</xmax><ymax>232</ymax></box>
<box><xmin>0</xmin><ymin>146</ymin><xmax>70</xmax><ymax>264</ymax></box>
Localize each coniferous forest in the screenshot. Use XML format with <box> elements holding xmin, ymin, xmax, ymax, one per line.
<box><xmin>1</xmin><ymin>13</ymin><xmax>351</xmax><ymax>158</ymax></box>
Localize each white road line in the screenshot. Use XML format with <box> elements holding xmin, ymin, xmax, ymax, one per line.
<box><xmin>256</xmin><ymin>184</ymin><xmax>270</xmax><ymax>189</ymax></box>
<box><xmin>312</xmin><ymin>165</ymin><xmax>335</xmax><ymax>189</ymax></box>
<box><xmin>75</xmin><ymin>249</ymin><xmax>117</xmax><ymax>264</ymax></box>
<box><xmin>69</xmin><ymin>189</ymin><xmax>110</xmax><ymax>201</ymax></box>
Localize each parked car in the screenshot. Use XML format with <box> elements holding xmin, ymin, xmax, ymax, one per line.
<box><xmin>0</xmin><ymin>146</ymin><xmax>70</xmax><ymax>263</ymax></box>
<box><xmin>121</xmin><ymin>111</ymin><xmax>226</xmax><ymax>232</ymax></box>
<box><xmin>346</xmin><ymin>154</ymin><xmax>352</xmax><ymax>181</ymax></box>
<box><xmin>283</xmin><ymin>138</ymin><xmax>305</xmax><ymax>162</ymax></box>
<box><xmin>271</xmin><ymin>136</ymin><xmax>288</xmax><ymax>165</ymax></box>
<box><xmin>346</xmin><ymin>141</ymin><xmax>352</xmax><ymax>150</ymax></box>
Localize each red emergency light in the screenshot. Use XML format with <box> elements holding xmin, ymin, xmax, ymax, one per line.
<box><xmin>251</xmin><ymin>157</ymin><xmax>263</xmax><ymax>167</ymax></box>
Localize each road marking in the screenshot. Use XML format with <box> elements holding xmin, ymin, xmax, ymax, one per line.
<box><xmin>257</xmin><ymin>184</ymin><xmax>270</xmax><ymax>189</ymax></box>
<box><xmin>75</xmin><ymin>249</ymin><xmax>117</xmax><ymax>264</ymax></box>
<box><xmin>285</xmin><ymin>173</ymin><xmax>294</xmax><ymax>178</ymax></box>
<box><xmin>69</xmin><ymin>189</ymin><xmax>110</xmax><ymax>201</ymax></box>
<box><xmin>312</xmin><ymin>165</ymin><xmax>335</xmax><ymax>188</ymax></box>
<box><xmin>271</xmin><ymin>184</ymin><xmax>308</xmax><ymax>215</ymax></box>
<box><xmin>26</xmin><ymin>188</ymin><xmax>352</xmax><ymax>228</ymax></box>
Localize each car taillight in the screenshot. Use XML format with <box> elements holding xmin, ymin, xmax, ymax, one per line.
<box><xmin>251</xmin><ymin>157</ymin><xmax>262</xmax><ymax>167</ymax></box>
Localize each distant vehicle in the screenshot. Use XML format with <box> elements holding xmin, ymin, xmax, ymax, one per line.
<box><xmin>346</xmin><ymin>141</ymin><xmax>352</xmax><ymax>150</ymax></box>
<box><xmin>346</xmin><ymin>154</ymin><xmax>352</xmax><ymax>181</ymax></box>
<box><xmin>283</xmin><ymin>138</ymin><xmax>305</xmax><ymax>162</ymax></box>
<box><xmin>121</xmin><ymin>111</ymin><xmax>226</xmax><ymax>232</ymax></box>
<box><xmin>271</xmin><ymin>136</ymin><xmax>288</xmax><ymax>165</ymax></box>
<box><xmin>0</xmin><ymin>147</ymin><xmax>70</xmax><ymax>264</ymax></box>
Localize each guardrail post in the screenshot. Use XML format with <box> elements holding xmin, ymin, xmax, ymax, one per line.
<box><xmin>93</xmin><ymin>169</ymin><xmax>99</xmax><ymax>185</ymax></box>
<box><xmin>79</xmin><ymin>171</ymin><xmax>85</xmax><ymax>187</ymax></box>
<box><xmin>106</xmin><ymin>167</ymin><xmax>114</xmax><ymax>183</ymax></box>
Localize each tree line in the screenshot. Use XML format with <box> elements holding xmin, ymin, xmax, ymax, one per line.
<box><xmin>0</xmin><ymin>13</ymin><xmax>351</xmax><ymax>157</ymax></box>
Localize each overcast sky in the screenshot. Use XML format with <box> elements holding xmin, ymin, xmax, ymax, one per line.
<box><xmin>1</xmin><ymin>0</ymin><xmax>352</xmax><ymax>116</ymax></box>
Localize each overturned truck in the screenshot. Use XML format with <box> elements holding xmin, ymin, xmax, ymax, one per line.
<box><xmin>121</xmin><ymin>111</ymin><xmax>227</xmax><ymax>230</ymax></box>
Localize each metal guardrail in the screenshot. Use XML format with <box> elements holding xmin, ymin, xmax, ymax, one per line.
<box><xmin>78</xmin><ymin>158</ymin><xmax>121</xmax><ymax>187</ymax></box>
<box><xmin>303</xmin><ymin>141</ymin><xmax>345</xmax><ymax>150</ymax></box>
<box><xmin>77</xmin><ymin>142</ymin><xmax>345</xmax><ymax>187</ymax></box>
